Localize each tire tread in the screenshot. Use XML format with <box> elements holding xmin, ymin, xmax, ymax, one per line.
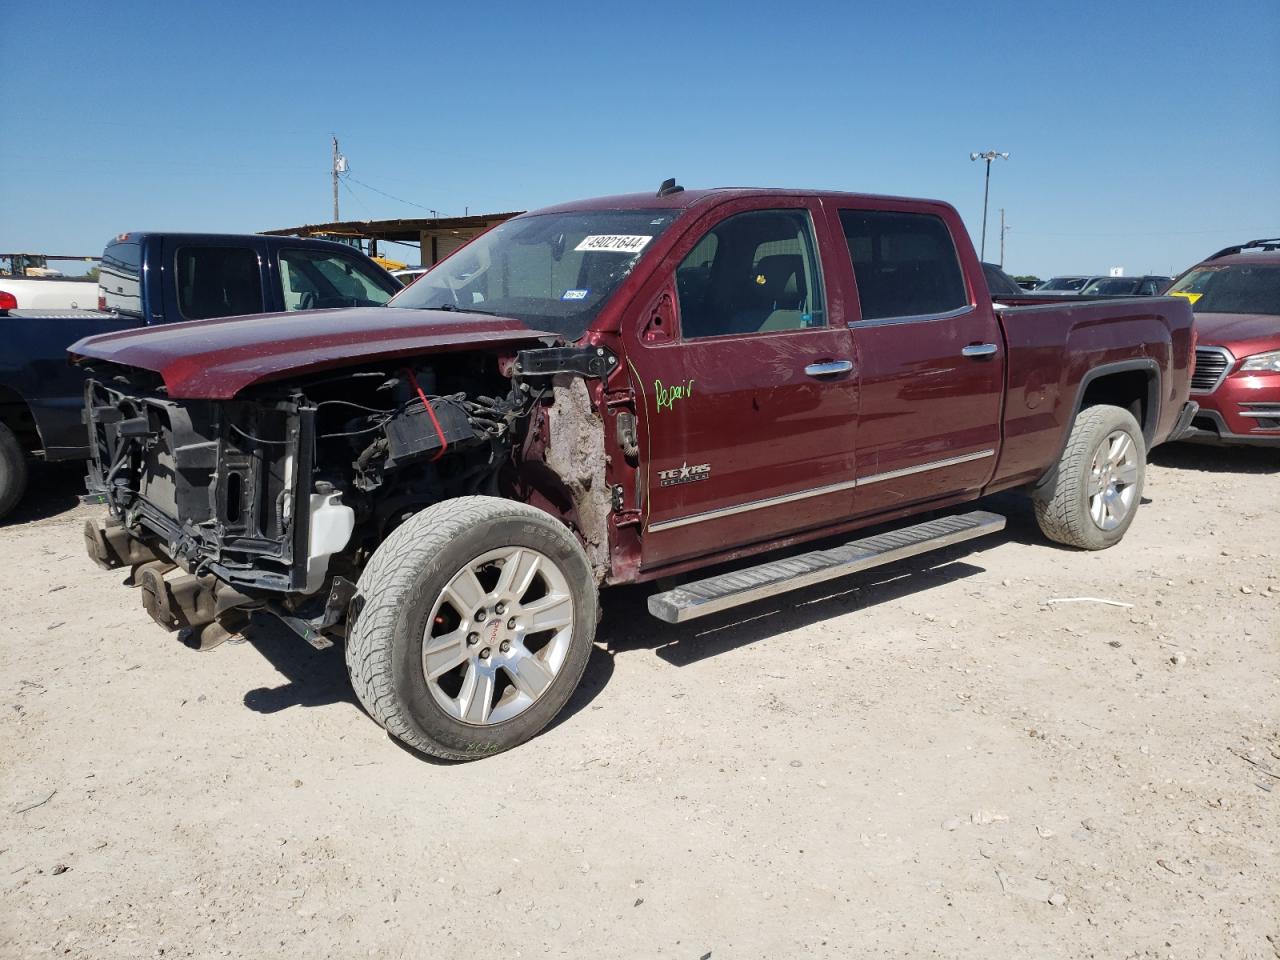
<box><xmin>1033</xmin><ymin>405</ymin><xmax>1145</xmax><ymax>550</ymax></box>
<box><xmin>0</xmin><ymin>423</ymin><xmax>29</xmax><ymax>521</ymax></box>
<box><xmin>345</xmin><ymin>496</ymin><xmax>592</xmax><ymax>760</ymax></box>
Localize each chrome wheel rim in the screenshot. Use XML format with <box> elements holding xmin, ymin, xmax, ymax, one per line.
<box><xmin>1087</xmin><ymin>429</ymin><xmax>1140</xmax><ymax>531</ymax></box>
<box><xmin>422</xmin><ymin>547</ymin><xmax>574</xmax><ymax>726</ymax></box>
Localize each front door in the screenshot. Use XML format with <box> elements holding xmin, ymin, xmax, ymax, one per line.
<box><xmin>624</xmin><ymin>199</ymin><xmax>859</xmax><ymax>570</ymax></box>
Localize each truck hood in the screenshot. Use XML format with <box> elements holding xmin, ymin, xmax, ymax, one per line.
<box><xmin>1194</xmin><ymin>312</ymin><xmax>1280</xmax><ymax>353</ymax></box>
<box><xmin>70</xmin><ymin>307</ymin><xmax>556</xmax><ymax>399</ymax></box>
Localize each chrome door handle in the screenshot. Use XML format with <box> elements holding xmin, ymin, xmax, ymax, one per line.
<box><xmin>961</xmin><ymin>343</ymin><xmax>999</xmax><ymax>358</ymax></box>
<box><xmin>804</xmin><ymin>359</ymin><xmax>854</xmax><ymax>377</ymax></box>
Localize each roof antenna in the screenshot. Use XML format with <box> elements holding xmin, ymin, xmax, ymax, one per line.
<box><xmin>657</xmin><ymin>177</ymin><xmax>684</xmax><ymax>198</ymax></box>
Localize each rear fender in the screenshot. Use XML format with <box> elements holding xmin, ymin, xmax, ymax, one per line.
<box><xmin>1035</xmin><ymin>359</ymin><xmax>1160</xmax><ymax>490</ymax></box>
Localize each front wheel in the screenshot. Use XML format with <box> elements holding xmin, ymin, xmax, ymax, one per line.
<box><xmin>1033</xmin><ymin>404</ymin><xmax>1146</xmax><ymax>550</ymax></box>
<box><xmin>345</xmin><ymin>496</ymin><xmax>598</xmax><ymax>760</ymax></box>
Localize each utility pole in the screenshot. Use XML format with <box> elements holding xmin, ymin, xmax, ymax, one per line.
<box><xmin>331</xmin><ymin>136</ymin><xmax>348</xmax><ymax>222</ymax></box>
<box><xmin>999</xmin><ymin>208</ymin><xmax>1007</xmax><ymax>267</ymax></box>
<box><xmin>969</xmin><ymin>150</ymin><xmax>1009</xmax><ymax>261</ymax></box>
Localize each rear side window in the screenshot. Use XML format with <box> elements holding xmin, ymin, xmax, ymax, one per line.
<box><xmin>839</xmin><ymin>210</ymin><xmax>968</xmax><ymax>320</ymax></box>
<box><xmin>100</xmin><ymin>241</ymin><xmax>142</xmax><ymax>316</ymax></box>
<box><xmin>676</xmin><ymin>209</ymin><xmax>826</xmax><ymax>339</ymax></box>
<box><xmin>279</xmin><ymin>248</ymin><xmax>396</xmax><ymax>310</ymax></box>
<box><xmin>176</xmin><ymin>247</ymin><xmax>264</xmax><ymax>320</ymax></box>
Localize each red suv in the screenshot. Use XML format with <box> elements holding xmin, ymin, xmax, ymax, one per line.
<box><xmin>1168</xmin><ymin>239</ymin><xmax>1280</xmax><ymax>445</ymax></box>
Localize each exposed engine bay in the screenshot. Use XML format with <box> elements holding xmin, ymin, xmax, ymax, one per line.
<box><xmin>82</xmin><ymin>350</ymin><xmax>560</xmax><ymax>622</ymax></box>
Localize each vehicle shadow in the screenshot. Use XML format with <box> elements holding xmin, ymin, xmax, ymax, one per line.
<box><xmin>1</xmin><ymin>461</ymin><xmax>85</xmax><ymax>525</ymax></box>
<box><xmin>1150</xmin><ymin>442</ymin><xmax>1279</xmax><ymax>474</ymax></box>
<box><xmin>231</xmin><ymin>514</ymin><xmax>1009</xmax><ymax>758</ymax></box>
<box><xmin>239</xmin><ymin>616</ymin><xmax>358</xmax><ymax>713</ymax></box>
<box><xmin>596</xmin><ymin>548</ymin><xmax>992</xmax><ymax>669</ymax></box>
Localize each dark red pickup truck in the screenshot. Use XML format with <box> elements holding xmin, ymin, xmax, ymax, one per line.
<box><xmin>72</xmin><ymin>183</ymin><xmax>1197</xmax><ymax>760</ymax></box>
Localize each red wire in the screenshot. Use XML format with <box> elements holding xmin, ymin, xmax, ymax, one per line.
<box><xmin>404</xmin><ymin>368</ymin><xmax>448</xmax><ymax>462</ymax></box>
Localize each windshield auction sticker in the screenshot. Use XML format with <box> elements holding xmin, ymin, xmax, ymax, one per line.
<box><xmin>574</xmin><ymin>234</ymin><xmax>652</xmax><ymax>254</ymax></box>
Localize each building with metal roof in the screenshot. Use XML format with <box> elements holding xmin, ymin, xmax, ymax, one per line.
<box><xmin>261</xmin><ymin>212</ymin><xmax>522</xmax><ymax>267</ymax></box>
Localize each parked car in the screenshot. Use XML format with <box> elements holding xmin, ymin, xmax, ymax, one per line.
<box><xmin>1033</xmin><ymin>275</ymin><xmax>1105</xmax><ymax>294</ymax></box>
<box><xmin>981</xmin><ymin>262</ymin><xmax>1025</xmax><ymax>298</ymax></box>
<box><xmin>1167</xmin><ymin>238</ymin><xmax>1280</xmax><ymax>446</ymax></box>
<box><xmin>72</xmin><ymin>183</ymin><xmax>1195</xmax><ymax>760</ymax></box>
<box><xmin>0</xmin><ymin>232</ymin><xmax>399</xmax><ymax>519</ymax></box>
<box><xmin>1079</xmin><ymin>275</ymin><xmax>1171</xmax><ymax>297</ymax></box>
<box><xmin>0</xmin><ymin>253</ymin><xmax>101</xmax><ymax>310</ymax></box>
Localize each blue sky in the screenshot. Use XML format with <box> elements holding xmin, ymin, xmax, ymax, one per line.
<box><xmin>1</xmin><ymin>0</ymin><xmax>1277</xmax><ymax>278</ymax></box>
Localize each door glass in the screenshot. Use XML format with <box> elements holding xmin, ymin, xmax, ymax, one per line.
<box><xmin>838</xmin><ymin>210</ymin><xmax>968</xmax><ymax>320</ymax></box>
<box><xmin>175</xmin><ymin>246</ymin><xmax>264</xmax><ymax>320</ymax></box>
<box><xmin>279</xmin><ymin>249</ymin><xmax>395</xmax><ymax>310</ymax></box>
<box><xmin>676</xmin><ymin>210</ymin><xmax>826</xmax><ymax>339</ymax></box>
<box><xmin>100</xmin><ymin>241</ymin><xmax>142</xmax><ymax>316</ymax></box>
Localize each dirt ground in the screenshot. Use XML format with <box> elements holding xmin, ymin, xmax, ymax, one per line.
<box><xmin>1</xmin><ymin>444</ymin><xmax>1277</xmax><ymax>959</ymax></box>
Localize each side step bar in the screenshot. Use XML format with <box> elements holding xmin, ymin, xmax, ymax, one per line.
<box><xmin>647</xmin><ymin>510</ymin><xmax>1006</xmax><ymax>624</ymax></box>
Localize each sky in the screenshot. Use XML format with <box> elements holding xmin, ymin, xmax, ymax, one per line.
<box><xmin>1</xmin><ymin>0</ymin><xmax>1277</xmax><ymax>279</ymax></box>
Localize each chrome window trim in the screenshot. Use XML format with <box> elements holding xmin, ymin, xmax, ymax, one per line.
<box><xmin>1190</xmin><ymin>346</ymin><xmax>1235</xmax><ymax>395</ymax></box>
<box><xmin>647</xmin><ymin>448</ymin><xmax>996</xmax><ymax>533</ymax></box>
<box><xmin>847</xmin><ymin>304</ymin><xmax>975</xmax><ymax>329</ymax></box>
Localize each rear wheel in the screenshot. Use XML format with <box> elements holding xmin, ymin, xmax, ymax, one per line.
<box><xmin>0</xmin><ymin>423</ymin><xmax>29</xmax><ymax>521</ymax></box>
<box><xmin>1034</xmin><ymin>404</ymin><xmax>1146</xmax><ymax>550</ymax></box>
<box><xmin>345</xmin><ymin>496</ymin><xmax>598</xmax><ymax>760</ymax></box>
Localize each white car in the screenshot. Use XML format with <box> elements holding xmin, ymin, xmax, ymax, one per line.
<box><xmin>0</xmin><ymin>275</ymin><xmax>100</xmax><ymax>310</ymax></box>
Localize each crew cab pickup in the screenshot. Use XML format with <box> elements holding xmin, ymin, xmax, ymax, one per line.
<box><xmin>72</xmin><ymin>184</ymin><xmax>1197</xmax><ymax>760</ymax></box>
<box><xmin>0</xmin><ymin>232</ymin><xmax>399</xmax><ymax>518</ymax></box>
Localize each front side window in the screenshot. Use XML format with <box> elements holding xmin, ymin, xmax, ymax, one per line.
<box><xmin>176</xmin><ymin>246</ymin><xmax>264</xmax><ymax>320</ymax></box>
<box><xmin>839</xmin><ymin>210</ymin><xmax>968</xmax><ymax>320</ymax></box>
<box><xmin>676</xmin><ymin>209</ymin><xmax>826</xmax><ymax>340</ymax></box>
<box><xmin>279</xmin><ymin>249</ymin><xmax>396</xmax><ymax>311</ymax></box>
<box><xmin>391</xmin><ymin>209</ymin><xmax>680</xmax><ymax>340</ymax></box>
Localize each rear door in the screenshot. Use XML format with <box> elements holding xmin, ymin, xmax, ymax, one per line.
<box><xmin>160</xmin><ymin>237</ymin><xmax>270</xmax><ymax>322</ymax></box>
<box><xmin>828</xmin><ymin>203</ymin><xmax>1004</xmax><ymax>516</ymax></box>
<box><xmin>623</xmin><ymin>197</ymin><xmax>859</xmax><ymax>569</ymax></box>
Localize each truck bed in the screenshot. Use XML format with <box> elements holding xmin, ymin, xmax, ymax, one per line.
<box><xmin>990</xmin><ymin>294</ymin><xmax>1195</xmax><ymax>491</ymax></box>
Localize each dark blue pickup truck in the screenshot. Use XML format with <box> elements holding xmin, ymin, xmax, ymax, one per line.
<box><xmin>0</xmin><ymin>232</ymin><xmax>399</xmax><ymax>518</ymax></box>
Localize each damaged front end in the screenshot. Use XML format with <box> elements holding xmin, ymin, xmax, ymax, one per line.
<box><xmin>82</xmin><ymin>356</ymin><xmax>535</xmax><ymax>644</ymax></box>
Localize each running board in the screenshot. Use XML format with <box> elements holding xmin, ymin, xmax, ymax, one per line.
<box><xmin>647</xmin><ymin>510</ymin><xmax>1006</xmax><ymax>624</ymax></box>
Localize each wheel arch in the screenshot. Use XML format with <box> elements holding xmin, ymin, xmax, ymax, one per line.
<box><xmin>1036</xmin><ymin>359</ymin><xmax>1160</xmax><ymax>490</ymax></box>
<box><xmin>0</xmin><ymin>384</ymin><xmax>43</xmax><ymax>453</ymax></box>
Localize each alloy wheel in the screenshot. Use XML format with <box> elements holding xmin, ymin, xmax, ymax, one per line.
<box><xmin>422</xmin><ymin>547</ymin><xmax>575</xmax><ymax>725</ymax></box>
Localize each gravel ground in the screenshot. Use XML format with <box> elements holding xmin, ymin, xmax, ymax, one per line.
<box><xmin>1</xmin><ymin>444</ymin><xmax>1277</xmax><ymax>959</ymax></box>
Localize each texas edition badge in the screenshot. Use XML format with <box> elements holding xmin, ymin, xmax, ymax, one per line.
<box><xmin>658</xmin><ymin>462</ymin><xmax>711</xmax><ymax>487</ymax></box>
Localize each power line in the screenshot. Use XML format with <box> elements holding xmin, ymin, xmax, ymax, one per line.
<box><xmin>342</xmin><ymin>174</ymin><xmax>439</xmax><ymax>217</ymax></box>
<box><xmin>338</xmin><ymin>177</ymin><xmax>373</xmax><ymax>220</ymax></box>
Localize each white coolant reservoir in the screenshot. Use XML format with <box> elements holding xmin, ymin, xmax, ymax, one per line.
<box><xmin>306</xmin><ymin>492</ymin><xmax>356</xmax><ymax>594</ymax></box>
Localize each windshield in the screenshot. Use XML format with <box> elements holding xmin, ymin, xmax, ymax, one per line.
<box><xmin>1081</xmin><ymin>278</ymin><xmax>1137</xmax><ymax>295</ymax></box>
<box><xmin>1038</xmin><ymin>277</ymin><xmax>1088</xmax><ymax>291</ymax></box>
<box><xmin>390</xmin><ymin>209</ymin><xmax>681</xmax><ymax>339</ymax></box>
<box><xmin>1170</xmin><ymin>262</ymin><xmax>1280</xmax><ymax>316</ymax></box>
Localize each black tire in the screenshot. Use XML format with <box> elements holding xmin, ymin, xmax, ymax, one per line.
<box><xmin>0</xmin><ymin>423</ymin><xmax>29</xmax><ymax>521</ymax></box>
<box><xmin>345</xmin><ymin>496</ymin><xmax>598</xmax><ymax>760</ymax></box>
<box><xmin>1033</xmin><ymin>404</ymin><xmax>1146</xmax><ymax>550</ymax></box>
